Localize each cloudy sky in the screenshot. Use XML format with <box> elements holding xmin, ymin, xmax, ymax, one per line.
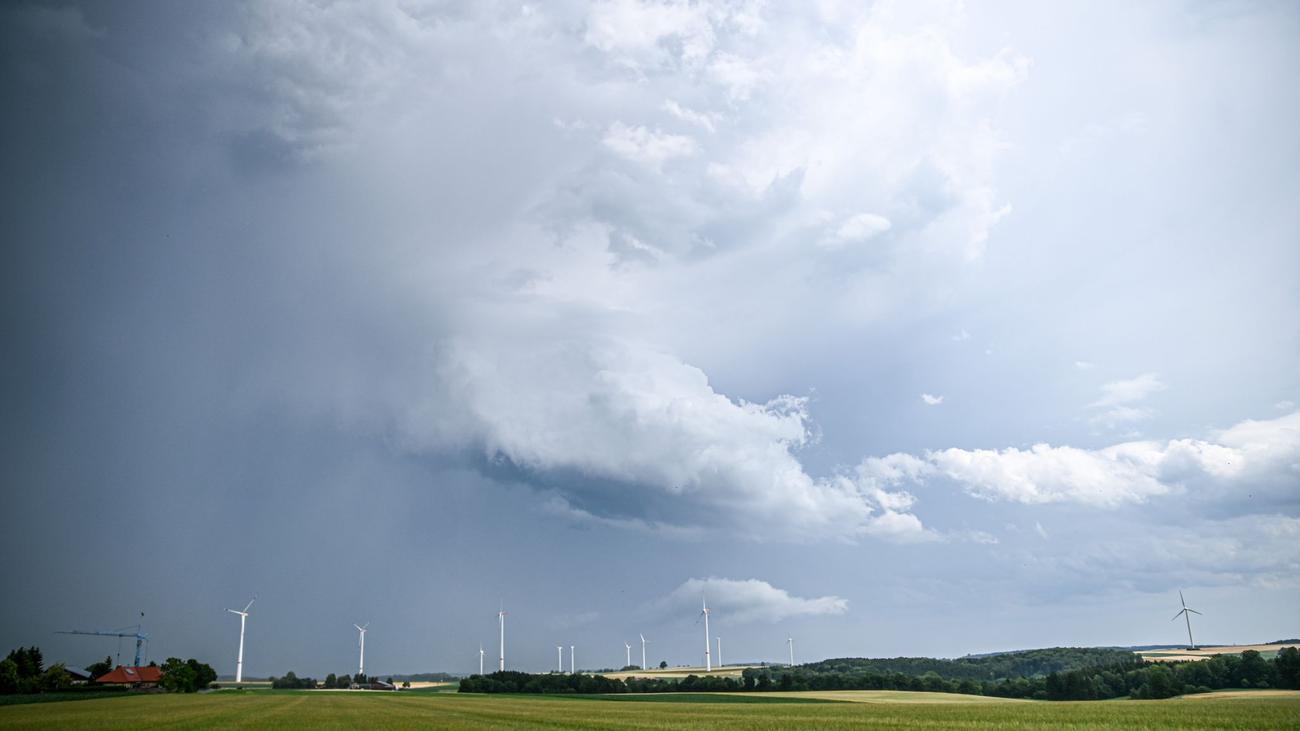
<box><xmin>2</xmin><ymin>0</ymin><xmax>1297</xmax><ymax>678</ymax></box>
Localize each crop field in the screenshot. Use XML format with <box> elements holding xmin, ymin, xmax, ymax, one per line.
<box><xmin>1137</xmin><ymin>643</ymin><xmax>1300</xmax><ymax>663</ymax></box>
<box><xmin>1</xmin><ymin>689</ymin><xmax>1298</xmax><ymax>730</ymax></box>
<box><xmin>602</xmin><ymin>665</ymin><xmax>755</xmax><ymax>680</ymax></box>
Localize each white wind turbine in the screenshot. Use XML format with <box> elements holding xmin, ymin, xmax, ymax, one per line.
<box><xmin>625</xmin><ymin>642</ymin><xmax>632</xmax><ymax>668</ymax></box>
<box><xmin>498</xmin><ymin>604</ymin><xmax>507</xmax><ymax>672</ymax></box>
<box><xmin>225</xmin><ymin>597</ymin><xmax>254</xmax><ymax>684</ymax></box>
<box><xmin>701</xmin><ymin>597</ymin><xmax>712</xmax><ymax>672</ymax></box>
<box><xmin>570</xmin><ymin>644</ymin><xmax>576</xmax><ymax>674</ymax></box>
<box><xmin>479</xmin><ymin>645</ymin><xmax>484</xmax><ymax>675</ymax></box>
<box><xmin>787</xmin><ymin>636</ymin><xmax>794</xmax><ymax>666</ymax></box>
<box><xmin>557</xmin><ymin>646</ymin><xmax>563</xmax><ymax>673</ymax></box>
<box><xmin>1172</xmin><ymin>590</ymin><xmax>1203</xmax><ymax>649</ymax></box>
<box><xmin>354</xmin><ymin>623</ymin><xmax>369</xmax><ymax>677</ymax></box>
<box><xmin>716</xmin><ymin>636</ymin><xmax>722</xmax><ymax>668</ymax></box>
<box><xmin>640</xmin><ymin>633</ymin><xmax>648</xmax><ymax>669</ymax></box>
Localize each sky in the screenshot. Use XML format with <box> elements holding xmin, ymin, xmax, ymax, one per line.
<box><xmin>2</xmin><ymin>0</ymin><xmax>1297</xmax><ymax>679</ymax></box>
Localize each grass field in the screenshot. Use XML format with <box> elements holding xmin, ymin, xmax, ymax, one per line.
<box><xmin>0</xmin><ymin>689</ymin><xmax>1297</xmax><ymax>729</ymax></box>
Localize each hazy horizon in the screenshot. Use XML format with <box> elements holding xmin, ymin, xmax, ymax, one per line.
<box><xmin>3</xmin><ymin>1</ymin><xmax>1297</xmax><ymax>680</ymax></box>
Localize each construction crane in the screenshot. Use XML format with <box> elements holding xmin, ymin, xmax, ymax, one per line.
<box><xmin>57</xmin><ymin>624</ymin><xmax>150</xmax><ymax>667</ymax></box>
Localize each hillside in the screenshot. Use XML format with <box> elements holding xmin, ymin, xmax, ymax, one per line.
<box><xmin>801</xmin><ymin>647</ymin><xmax>1137</xmax><ymax>682</ymax></box>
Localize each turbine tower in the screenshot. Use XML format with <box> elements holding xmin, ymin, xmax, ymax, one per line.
<box><xmin>640</xmin><ymin>634</ymin><xmax>647</xmax><ymax>669</ymax></box>
<box><xmin>354</xmin><ymin>623</ymin><xmax>369</xmax><ymax>677</ymax></box>
<box><xmin>498</xmin><ymin>604</ymin><xmax>507</xmax><ymax>672</ymax></box>
<box><xmin>479</xmin><ymin>645</ymin><xmax>484</xmax><ymax>675</ymax></box>
<box><xmin>557</xmin><ymin>646</ymin><xmax>563</xmax><ymax>673</ymax></box>
<box><xmin>225</xmin><ymin>597</ymin><xmax>254</xmax><ymax>684</ymax></box>
<box><xmin>717</xmin><ymin>636</ymin><xmax>722</xmax><ymax>668</ymax></box>
<box><xmin>787</xmin><ymin>636</ymin><xmax>794</xmax><ymax>666</ymax></box>
<box><xmin>625</xmin><ymin>642</ymin><xmax>632</xmax><ymax>668</ymax></box>
<box><xmin>1172</xmin><ymin>590</ymin><xmax>1203</xmax><ymax>649</ymax></box>
<box><xmin>701</xmin><ymin>596</ymin><xmax>712</xmax><ymax>672</ymax></box>
<box><xmin>570</xmin><ymin>644</ymin><xmax>575</xmax><ymax>674</ymax></box>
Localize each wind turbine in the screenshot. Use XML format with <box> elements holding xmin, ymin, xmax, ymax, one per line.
<box><xmin>225</xmin><ymin>597</ymin><xmax>255</xmax><ymax>684</ymax></box>
<box><xmin>640</xmin><ymin>633</ymin><xmax>648</xmax><ymax>669</ymax></box>
<box><xmin>787</xmin><ymin>636</ymin><xmax>794</xmax><ymax>666</ymax></box>
<box><xmin>625</xmin><ymin>642</ymin><xmax>632</xmax><ymax>668</ymax></box>
<box><xmin>701</xmin><ymin>596</ymin><xmax>712</xmax><ymax>672</ymax></box>
<box><xmin>479</xmin><ymin>645</ymin><xmax>484</xmax><ymax>675</ymax></box>
<box><xmin>498</xmin><ymin>604</ymin><xmax>507</xmax><ymax>672</ymax></box>
<box><xmin>354</xmin><ymin>623</ymin><xmax>369</xmax><ymax>677</ymax></box>
<box><xmin>570</xmin><ymin>645</ymin><xmax>575</xmax><ymax>674</ymax></box>
<box><xmin>1172</xmin><ymin>590</ymin><xmax>1202</xmax><ymax>649</ymax></box>
<box><xmin>557</xmin><ymin>646</ymin><xmax>563</xmax><ymax>673</ymax></box>
<box><xmin>716</xmin><ymin>636</ymin><xmax>722</xmax><ymax>668</ymax></box>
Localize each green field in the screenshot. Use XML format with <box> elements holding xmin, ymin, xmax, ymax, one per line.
<box><xmin>0</xmin><ymin>690</ymin><xmax>1296</xmax><ymax>729</ymax></box>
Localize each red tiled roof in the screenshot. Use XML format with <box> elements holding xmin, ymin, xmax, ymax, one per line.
<box><xmin>95</xmin><ymin>665</ymin><xmax>164</xmax><ymax>684</ymax></box>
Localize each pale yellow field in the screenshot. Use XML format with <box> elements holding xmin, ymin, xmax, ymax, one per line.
<box><xmin>745</xmin><ymin>690</ymin><xmax>1033</xmax><ymax>704</ymax></box>
<box><xmin>403</xmin><ymin>681</ymin><xmax>455</xmax><ymax>690</ymax></box>
<box><xmin>1138</xmin><ymin>643</ymin><xmax>1299</xmax><ymax>663</ymax></box>
<box><xmin>602</xmin><ymin>665</ymin><xmax>758</xmax><ymax>681</ymax></box>
<box><xmin>1178</xmin><ymin>690</ymin><xmax>1300</xmax><ymax>701</ymax></box>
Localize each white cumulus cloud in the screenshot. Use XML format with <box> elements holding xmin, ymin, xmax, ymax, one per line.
<box><xmin>867</xmin><ymin>410</ymin><xmax>1300</xmax><ymax>508</ymax></box>
<box><xmin>657</xmin><ymin>578</ymin><xmax>848</xmax><ymax>623</ymax></box>
<box><xmin>827</xmin><ymin>212</ymin><xmax>892</xmax><ymax>246</ymax></box>
<box><xmin>1090</xmin><ymin>372</ymin><xmax>1166</xmax><ymax>408</ymax></box>
<box><xmin>602</xmin><ymin>122</ymin><xmax>697</xmax><ymax>167</ymax></box>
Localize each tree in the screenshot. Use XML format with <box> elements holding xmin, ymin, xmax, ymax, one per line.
<box><xmin>86</xmin><ymin>656</ymin><xmax>113</xmax><ymax>679</ymax></box>
<box><xmin>161</xmin><ymin>659</ymin><xmax>198</xmax><ymax>693</ymax></box>
<box><xmin>1135</xmin><ymin>665</ymin><xmax>1181</xmax><ymax>700</ymax></box>
<box><xmin>325</xmin><ymin>673</ymin><xmax>337</xmax><ymax>688</ymax></box>
<box><xmin>187</xmin><ymin>659</ymin><xmax>217</xmax><ymax>690</ymax></box>
<box><xmin>160</xmin><ymin>658</ymin><xmax>215</xmax><ymax>693</ymax></box>
<box><xmin>0</xmin><ymin>659</ymin><xmax>18</xmax><ymax>695</ymax></box>
<box><xmin>40</xmin><ymin>665</ymin><xmax>71</xmax><ymax>692</ymax></box>
<box><xmin>337</xmin><ymin>674</ymin><xmax>351</xmax><ymax>689</ymax></box>
<box><xmin>659</xmin><ymin>661</ymin><xmax>668</xmax><ymax>669</ymax></box>
<box><xmin>6</xmin><ymin>647</ymin><xmax>43</xmax><ymax>680</ymax></box>
<box><xmin>1275</xmin><ymin>647</ymin><xmax>1300</xmax><ymax>690</ymax></box>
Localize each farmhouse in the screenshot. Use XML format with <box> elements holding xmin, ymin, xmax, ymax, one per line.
<box><xmin>62</xmin><ymin>666</ymin><xmax>95</xmax><ymax>684</ymax></box>
<box><xmin>94</xmin><ymin>665</ymin><xmax>163</xmax><ymax>688</ymax></box>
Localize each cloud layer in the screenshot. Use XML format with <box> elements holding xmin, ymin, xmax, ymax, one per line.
<box><xmin>871</xmin><ymin>411</ymin><xmax>1299</xmax><ymax>508</ymax></box>
<box><xmin>207</xmin><ymin>0</ymin><xmax>1031</xmax><ymax>543</ymax></box>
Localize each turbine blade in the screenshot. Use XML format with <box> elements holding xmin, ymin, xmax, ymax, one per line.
<box><xmin>1179</xmin><ymin>590</ymin><xmax>1186</xmax><ymax>607</ymax></box>
<box><xmin>243</xmin><ymin>598</ymin><xmax>256</xmax><ymax>612</ymax></box>
<box><xmin>1187</xmin><ymin>608</ymin><xmax>1202</xmax><ymax>615</ymax></box>
<box><xmin>1171</xmin><ymin>610</ymin><xmax>1185</xmax><ymax>621</ymax></box>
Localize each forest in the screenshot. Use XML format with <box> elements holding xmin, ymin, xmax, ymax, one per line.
<box><xmin>459</xmin><ymin>647</ymin><xmax>1300</xmax><ymax>700</ymax></box>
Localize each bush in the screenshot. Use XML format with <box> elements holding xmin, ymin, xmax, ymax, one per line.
<box><xmin>161</xmin><ymin>658</ymin><xmax>217</xmax><ymax>693</ymax></box>
<box><xmin>269</xmin><ymin>671</ymin><xmax>318</xmax><ymax>690</ymax></box>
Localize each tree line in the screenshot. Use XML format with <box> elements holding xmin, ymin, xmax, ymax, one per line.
<box><xmin>799</xmin><ymin>647</ymin><xmax>1136</xmax><ymax>682</ymax></box>
<box><xmin>271</xmin><ymin>671</ymin><xmax>408</xmax><ymax>689</ymax></box>
<box><xmin>457</xmin><ymin>647</ymin><xmax>1300</xmax><ymax>700</ymax></box>
<box><xmin>0</xmin><ymin>647</ymin><xmax>71</xmax><ymax>695</ymax></box>
<box><xmin>1</xmin><ymin>646</ymin><xmax>216</xmax><ymax>695</ymax></box>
